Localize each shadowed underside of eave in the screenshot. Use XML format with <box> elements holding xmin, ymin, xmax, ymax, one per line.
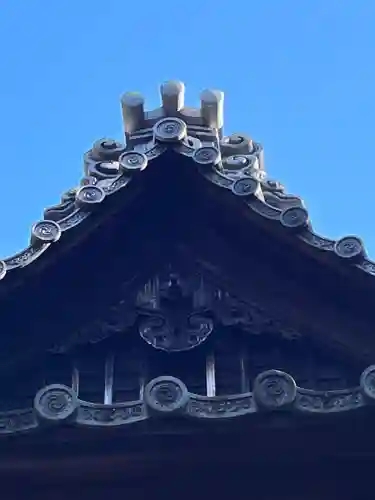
<box><xmin>0</xmin><ymin>174</ymin><xmax>375</xmax><ymax>376</ymax></box>
<box><xmin>0</xmin><ymin>192</ymin><xmax>375</xmax><ymax>365</ymax></box>
<box><xmin>0</xmin><ymin>208</ymin><xmax>374</xmax><ymax>437</ymax></box>
<box><xmin>0</xmin><ymin>418</ymin><xmax>374</xmax><ymax>499</ymax></box>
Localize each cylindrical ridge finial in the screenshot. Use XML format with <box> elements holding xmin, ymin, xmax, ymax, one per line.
<box><xmin>160</xmin><ymin>80</ymin><xmax>185</xmax><ymax>114</ymax></box>
<box><xmin>121</xmin><ymin>92</ymin><xmax>145</xmax><ymax>134</ymax></box>
<box><xmin>200</xmin><ymin>89</ymin><xmax>224</xmax><ymax>130</ymax></box>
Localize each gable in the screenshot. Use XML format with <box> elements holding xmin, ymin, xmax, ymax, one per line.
<box><xmin>1</xmin><ymin>81</ymin><xmax>375</xmax><ymax>286</ymax></box>
<box><xmin>0</xmin><ymin>81</ymin><xmax>375</xmax><ymax>439</ymax></box>
<box><xmin>0</xmin><ymin>261</ymin><xmax>373</xmax><ymax>437</ymax></box>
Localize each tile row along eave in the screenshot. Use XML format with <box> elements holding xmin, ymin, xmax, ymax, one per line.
<box><xmin>2</xmin><ymin>367</ymin><xmax>375</xmax><ymax>436</ymax></box>
<box><xmin>0</xmin><ymin>140</ymin><xmax>373</xmax><ymax>286</ymax></box>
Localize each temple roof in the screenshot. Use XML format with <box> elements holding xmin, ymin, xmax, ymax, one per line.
<box><xmin>1</xmin><ymin>80</ymin><xmax>375</xmax><ymax>369</ymax></box>
<box><xmin>1</xmin><ymin>82</ymin><xmax>375</xmax><ymax>441</ymax></box>
<box><xmin>0</xmin><ymin>80</ymin><xmax>374</xmax><ymax>285</ymax></box>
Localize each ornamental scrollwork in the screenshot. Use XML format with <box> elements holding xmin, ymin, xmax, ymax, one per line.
<box><xmin>280</xmin><ymin>206</ymin><xmax>310</xmax><ymax>230</ymax></box>
<box><xmin>0</xmin><ymin>409</ymin><xmax>37</xmax><ymax>435</ymax></box>
<box><xmin>295</xmin><ymin>388</ymin><xmax>364</xmax><ymax>413</ymax></box>
<box><xmin>34</xmin><ymin>384</ymin><xmax>78</xmax><ymax>423</ymax></box>
<box><xmin>49</xmin><ymin>267</ymin><xmax>301</xmax><ymax>355</ymax></box>
<box><xmin>31</xmin><ymin>220</ymin><xmax>62</xmax><ymax>244</ymax></box>
<box><xmin>135</xmin><ymin>268</ymin><xmax>301</xmax><ymax>352</ymax></box>
<box><xmin>153</xmin><ymin>117</ymin><xmax>187</xmax><ymax>143</ymax></box>
<box><xmin>359</xmin><ymin>365</ymin><xmax>375</xmax><ymax>403</ymax></box>
<box><xmin>2</xmin><ymin>79</ymin><xmax>375</xmax><ymax>280</ymax></box>
<box><xmin>143</xmin><ymin>376</ymin><xmax>189</xmax><ymax>415</ymax></box>
<box><xmin>0</xmin><ymin>366</ymin><xmax>373</xmax><ymax>435</ymax></box>
<box><xmin>253</xmin><ymin>370</ymin><xmax>297</xmax><ymax>410</ymax></box>
<box><xmin>334</xmin><ymin>236</ymin><xmax>365</xmax><ymax>261</ymax></box>
<box><xmin>119</xmin><ymin>81</ymin><xmax>374</xmax><ymax>278</ymax></box>
<box><xmin>187</xmin><ymin>394</ymin><xmax>256</xmax><ymax>419</ymax></box>
<box><xmin>43</xmin><ymin>188</ymin><xmax>78</xmax><ymax>222</ymax></box>
<box><xmin>136</xmin><ymin>270</ymin><xmax>215</xmax><ymax>352</ymax></box>
<box><xmin>75</xmin><ymin>185</ymin><xmax>106</xmax><ymax>208</ymax></box>
<box><xmin>76</xmin><ymin>401</ymin><xmax>146</xmax><ymax>426</ymax></box>
<box><xmin>119</xmin><ymin>151</ymin><xmax>148</xmax><ymax>172</ymax></box>
<box><xmin>138</xmin><ymin>313</ymin><xmax>214</xmax><ymax>352</ymax></box>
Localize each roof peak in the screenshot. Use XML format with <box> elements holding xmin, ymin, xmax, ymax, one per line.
<box><xmin>0</xmin><ymin>80</ymin><xmax>374</xmax><ymax>284</ymax></box>
<box><xmin>121</xmin><ymin>80</ymin><xmax>224</xmax><ymax>137</ymax></box>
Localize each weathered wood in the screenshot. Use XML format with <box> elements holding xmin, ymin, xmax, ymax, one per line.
<box><xmin>0</xmin><ymin>80</ymin><xmax>374</xmax><ymax>497</ymax></box>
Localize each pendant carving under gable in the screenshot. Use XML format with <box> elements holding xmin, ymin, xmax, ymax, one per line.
<box><xmin>136</xmin><ymin>269</ymin><xmax>300</xmax><ymax>352</ymax></box>
<box><xmin>136</xmin><ymin>271</ymin><xmax>215</xmax><ymax>352</ymax></box>
<box><xmin>50</xmin><ymin>268</ymin><xmax>300</xmax><ymax>354</ymax></box>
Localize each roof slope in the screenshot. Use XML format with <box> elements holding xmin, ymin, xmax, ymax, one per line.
<box><xmin>0</xmin><ymin>80</ymin><xmax>374</xmax><ymax>284</ymax></box>
<box><xmin>1</xmin><ymin>82</ymin><xmax>375</xmax><ymax>438</ymax></box>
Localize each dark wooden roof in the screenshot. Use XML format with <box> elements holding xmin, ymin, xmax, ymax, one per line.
<box><xmin>0</xmin><ymin>81</ymin><xmax>374</xmax><ymax>283</ymax></box>
<box><xmin>1</xmin><ymin>81</ymin><xmax>375</xmax><ymax>444</ymax></box>
<box><xmin>2</xmin><ymin>418</ymin><xmax>375</xmax><ymax>499</ymax></box>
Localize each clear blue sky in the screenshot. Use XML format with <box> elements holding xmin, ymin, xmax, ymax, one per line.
<box><xmin>0</xmin><ymin>1</ymin><xmax>374</xmax><ymax>257</ymax></box>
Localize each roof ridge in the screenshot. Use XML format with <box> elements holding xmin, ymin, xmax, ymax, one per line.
<box><xmin>1</xmin><ymin>81</ymin><xmax>374</xmax><ymax>281</ymax></box>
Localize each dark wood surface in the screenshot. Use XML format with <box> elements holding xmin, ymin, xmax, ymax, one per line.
<box><xmin>1</xmin><ymin>154</ymin><xmax>375</xmax><ymax>371</ymax></box>
<box><xmin>0</xmin><ymin>414</ymin><xmax>375</xmax><ymax>499</ymax></box>
<box><xmin>1</xmin><ymin>155</ymin><xmax>375</xmax><ymax>498</ymax></box>
<box><xmin>1</xmin><ymin>172</ymin><xmax>374</xmax><ymax>371</ymax></box>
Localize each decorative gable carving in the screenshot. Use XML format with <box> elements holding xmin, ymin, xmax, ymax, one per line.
<box><xmin>0</xmin><ymin>329</ymin><xmax>372</xmax><ymax>436</ymax></box>
<box><xmin>50</xmin><ymin>266</ymin><xmax>300</xmax><ymax>354</ymax></box>
<box><xmin>1</xmin><ymin>80</ymin><xmax>375</xmax><ymax>443</ymax></box>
